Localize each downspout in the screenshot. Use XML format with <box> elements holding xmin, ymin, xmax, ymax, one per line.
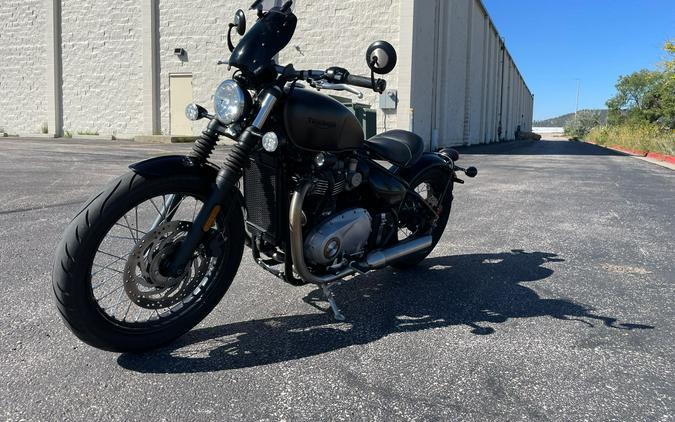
<box><xmin>429</xmin><ymin>0</ymin><xmax>442</xmax><ymax>152</ymax></box>
<box><xmin>498</xmin><ymin>38</ymin><xmax>505</xmax><ymax>141</ymax></box>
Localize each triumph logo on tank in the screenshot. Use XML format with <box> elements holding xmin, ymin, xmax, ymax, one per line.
<box><xmin>308</xmin><ymin>117</ymin><xmax>337</xmax><ymax>129</ymax></box>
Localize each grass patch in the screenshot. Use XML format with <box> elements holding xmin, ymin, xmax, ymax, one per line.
<box><xmin>586</xmin><ymin>122</ymin><xmax>675</xmax><ymax>155</ymax></box>
<box><xmin>77</xmin><ymin>130</ymin><xmax>99</xmax><ymax>136</ymax></box>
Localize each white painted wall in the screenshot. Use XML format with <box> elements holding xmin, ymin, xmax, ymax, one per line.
<box><xmin>278</xmin><ymin>0</ymin><xmax>400</xmax><ymax>132</ymax></box>
<box><xmin>0</xmin><ymin>0</ymin><xmax>48</xmax><ymax>135</ymax></box>
<box><xmin>0</xmin><ymin>0</ymin><xmax>533</xmax><ymax>143</ymax></box>
<box><xmin>157</xmin><ymin>0</ymin><xmax>240</xmax><ymax>136</ymax></box>
<box><xmin>60</xmin><ymin>0</ymin><xmax>144</xmax><ymax>138</ymax></box>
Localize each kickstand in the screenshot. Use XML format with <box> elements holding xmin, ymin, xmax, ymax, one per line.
<box><xmin>321</xmin><ymin>283</ymin><xmax>346</xmax><ymax>321</ymax></box>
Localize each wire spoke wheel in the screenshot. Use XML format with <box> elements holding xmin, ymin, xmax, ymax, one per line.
<box><xmin>397</xmin><ymin>181</ymin><xmax>440</xmax><ymax>241</ymax></box>
<box><xmin>53</xmin><ymin>173</ymin><xmax>245</xmax><ymax>352</ymax></box>
<box><xmin>392</xmin><ymin>167</ymin><xmax>453</xmax><ymax>269</ymax></box>
<box><xmin>91</xmin><ymin>193</ymin><xmax>226</xmax><ymax>326</ymax></box>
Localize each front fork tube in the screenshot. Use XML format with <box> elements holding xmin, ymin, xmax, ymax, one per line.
<box><xmin>167</xmin><ymin>88</ymin><xmax>281</xmax><ymax>276</ymax></box>
<box><xmin>151</xmin><ymin>194</ymin><xmax>181</xmax><ymax>230</ymax></box>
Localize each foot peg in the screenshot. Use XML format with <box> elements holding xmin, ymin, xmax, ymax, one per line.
<box><xmin>321</xmin><ymin>284</ymin><xmax>345</xmax><ymax>321</ymax></box>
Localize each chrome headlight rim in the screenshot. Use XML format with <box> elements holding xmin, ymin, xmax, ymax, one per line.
<box><xmin>213</xmin><ymin>79</ymin><xmax>248</xmax><ymax>125</ymax></box>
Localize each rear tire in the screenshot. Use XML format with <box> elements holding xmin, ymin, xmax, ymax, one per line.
<box><xmin>391</xmin><ymin>167</ymin><xmax>453</xmax><ymax>269</ymax></box>
<box><xmin>52</xmin><ymin>172</ymin><xmax>245</xmax><ymax>352</ymax></box>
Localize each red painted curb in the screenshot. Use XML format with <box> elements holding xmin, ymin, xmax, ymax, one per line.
<box><xmin>607</xmin><ymin>145</ymin><xmax>648</xmax><ymax>157</ymax></box>
<box><xmin>646</xmin><ymin>152</ymin><xmax>675</xmax><ymax>165</ymax></box>
<box><xmin>583</xmin><ymin>140</ymin><xmax>675</xmax><ymax>164</ymax></box>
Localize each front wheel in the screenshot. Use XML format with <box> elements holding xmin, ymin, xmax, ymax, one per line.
<box><xmin>391</xmin><ymin>167</ymin><xmax>454</xmax><ymax>269</ymax></box>
<box><xmin>52</xmin><ymin>172</ymin><xmax>245</xmax><ymax>352</ymax></box>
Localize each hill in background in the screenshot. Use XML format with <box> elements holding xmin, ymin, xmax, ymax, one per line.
<box><xmin>534</xmin><ymin>109</ymin><xmax>608</xmax><ymax>127</ymax></box>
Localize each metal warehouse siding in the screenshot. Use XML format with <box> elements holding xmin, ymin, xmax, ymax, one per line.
<box><xmin>405</xmin><ymin>0</ymin><xmax>534</xmax><ymax>147</ymax></box>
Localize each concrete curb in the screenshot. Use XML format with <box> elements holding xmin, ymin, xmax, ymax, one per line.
<box><xmin>646</xmin><ymin>152</ymin><xmax>675</xmax><ymax>165</ymax></box>
<box><xmin>606</xmin><ymin>146</ymin><xmax>648</xmax><ymax>157</ymax></box>
<box><xmin>582</xmin><ymin>140</ymin><xmax>675</xmax><ymax>167</ymax></box>
<box><xmin>134</xmin><ymin>135</ymin><xmax>197</xmax><ymax>144</ymax></box>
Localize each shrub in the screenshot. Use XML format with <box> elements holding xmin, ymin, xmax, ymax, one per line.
<box><xmin>564</xmin><ymin>110</ymin><xmax>601</xmax><ymax>139</ymax></box>
<box><xmin>587</xmin><ymin>122</ymin><xmax>675</xmax><ymax>155</ymax></box>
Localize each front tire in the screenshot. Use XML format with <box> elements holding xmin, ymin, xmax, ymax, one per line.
<box><xmin>52</xmin><ymin>172</ymin><xmax>245</xmax><ymax>352</ymax></box>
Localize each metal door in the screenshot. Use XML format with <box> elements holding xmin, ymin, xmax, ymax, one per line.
<box><xmin>169</xmin><ymin>74</ymin><xmax>193</xmax><ymax>136</ymax></box>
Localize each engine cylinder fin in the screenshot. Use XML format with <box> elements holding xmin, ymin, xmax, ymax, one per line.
<box><xmin>310</xmin><ymin>178</ymin><xmax>345</xmax><ymax>196</ymax></box>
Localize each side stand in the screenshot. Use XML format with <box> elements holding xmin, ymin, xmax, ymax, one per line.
<box><xmin>321</xmin><ymin>283</ymin><xmax>345</xmax><ymax>321</ymax></box>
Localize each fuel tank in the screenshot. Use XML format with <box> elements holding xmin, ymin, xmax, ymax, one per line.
<box><xmin>283</xmin><ymin>88</ymin><xmax>364</xmax><ymax>152</ymax></box>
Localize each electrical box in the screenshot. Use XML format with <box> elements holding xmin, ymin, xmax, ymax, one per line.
<box><xmin>330</xmin><ymin>94</ymin><xmax>377</xmax><ymax>139</ymax></box>
<box><xmin>379</xmin><ymin>89</ymin><xmax>398</xmax><ymax>110</ymax></box>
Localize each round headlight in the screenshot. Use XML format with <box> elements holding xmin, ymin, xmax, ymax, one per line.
<box><xmin>214</xmin><ymin>80</ymin><xmax>246</xmax><ymax>125</ymax></box>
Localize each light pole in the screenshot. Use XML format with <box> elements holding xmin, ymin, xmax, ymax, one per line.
<box><xmin>575</xmin><ymin>79</ymin><xmax>581</xmax><ymax>121</ymax></box>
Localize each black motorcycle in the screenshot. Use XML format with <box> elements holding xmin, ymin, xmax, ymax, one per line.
<box><xmin>53</xmin><ymin>1</ymin><xmax>477</xmax><ymax>352</ymax></box>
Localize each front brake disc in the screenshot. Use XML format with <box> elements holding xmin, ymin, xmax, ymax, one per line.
<box><xmin>123</xmin><ymin>221</ymin><xmax>210</xmax><ymax>309</ymax></box>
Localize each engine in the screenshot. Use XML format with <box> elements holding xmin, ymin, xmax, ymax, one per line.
<box><xmin>304</xmin><ymin>208</ymin><xmax>372</xmax><ymax>265</ymax></box>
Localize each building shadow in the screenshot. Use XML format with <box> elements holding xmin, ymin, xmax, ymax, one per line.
<box><xmin>117</xmin><ymin>250</ymin><xmax>653</xmax><ymax>373</ymax></box>
<box><xmin>455</xmin><ymin>139</ymin><xmax>625</xmax><ymax>156</ymax></box>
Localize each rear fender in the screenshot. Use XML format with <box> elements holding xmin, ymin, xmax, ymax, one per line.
<box><xmin>128</xmin><ymin>155</ymin><xmax>245</xmax><ymax>210</ymax></box>
<box><xmin>391</xmin><ymin>153</ymin><xmax>452</xmax><ymax>184</ymax></box>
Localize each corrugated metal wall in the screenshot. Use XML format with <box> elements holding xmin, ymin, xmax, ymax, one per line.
<box><xmin>407</xmin><ymin>0</ymin><xmax>533</xmax><ymax>148</ymax></box>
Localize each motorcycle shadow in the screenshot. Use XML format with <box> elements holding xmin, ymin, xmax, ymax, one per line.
<box><xmin>117</xmin><ymin>250</ymin><xmax>654</xmax><ymax>373</ymax></box>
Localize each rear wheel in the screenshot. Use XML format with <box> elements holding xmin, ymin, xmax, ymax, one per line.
<box><xmin>52</xmin><ymin>172</ymin><xmax>245</xmax><ymax>352</ymax></box>
<box><xmin>392</xmin><ymin>167</ymin><xmax>453</xmax><ymax>269</ymax></box>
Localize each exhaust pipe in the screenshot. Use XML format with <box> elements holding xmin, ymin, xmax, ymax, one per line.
<box><xmin>290</xmin><ymin>181</ymin><xmax>433</xmax><ymax>284</ymax></box>
<box><xmin>290</xmin><ymin>181</ymin><xmax>356</xmax><ymax>284</ymax></box>
<box><xmin>364</xmin><ymin>235</ymin><xmax>432</xmax><ymax>269</ymax></box>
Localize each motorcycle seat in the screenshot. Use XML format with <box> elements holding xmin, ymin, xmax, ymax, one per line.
<box><xmin>365</xmin><ymin>130</ymin><xmax>424</xmax><ymax>168</ymax></box>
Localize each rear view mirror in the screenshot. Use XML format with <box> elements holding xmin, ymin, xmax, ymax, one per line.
<box><xmin>366</xmin><ymin>41</ymin><xmax>397</xmax><ymax>75</ymax></box>
<box><xmin>227</xmin><ymin>9</ymin><xmax>247</xmax><ymax>52</ymax></box>
<box><xmin>233</xmin><ymin>9</ymin><xmax>247</xmax><ymax>35</ymax></box>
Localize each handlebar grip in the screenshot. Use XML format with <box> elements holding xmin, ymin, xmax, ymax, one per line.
<box><xmin>346</xmin><ymin>74</ymin><xmax>387</xmax><ymax>93</ymax></box>
<box><xmin>345</xmin><ymin>74</ymin><xmax>373</xmax><ymax>88</ymax></box>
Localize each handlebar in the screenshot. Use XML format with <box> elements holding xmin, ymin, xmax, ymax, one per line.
<box><xmin>274</xmin><ymin>64</ymin><xmax>386</xmax><ymax>93</ymax></box>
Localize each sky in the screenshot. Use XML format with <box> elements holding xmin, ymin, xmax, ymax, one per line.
<box><xmin>482</xmin><ymin>0</ymin><xmax>675</xmax><ymax>121</ymax></box>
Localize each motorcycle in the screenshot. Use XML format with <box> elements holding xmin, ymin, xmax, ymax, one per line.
<box><xmin>53</xmin><ymin>0</ymin><xmax>477</xmax><ymax>352</ymax></box>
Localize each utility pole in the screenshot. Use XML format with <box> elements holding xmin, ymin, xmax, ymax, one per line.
<box><xmin>575</xmin><ymin>79</ymin><xmax>581</xmax><ymax>121</ymax></box>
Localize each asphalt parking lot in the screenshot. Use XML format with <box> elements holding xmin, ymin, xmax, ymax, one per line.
<box><xmin>0</xmin><ymin>137</ymin><xmax>673</xmax><ymax>421</ymax></box>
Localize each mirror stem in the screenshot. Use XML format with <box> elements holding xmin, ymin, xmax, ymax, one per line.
<box><xmin>370</xmin><ymin>57</ymin><xmax>378</xmax><ymax>92</ymax></box>
<box><xmin>227</xmin><ymin>24</ymin><xmax>236</xmax><ymax>52</ymax></box>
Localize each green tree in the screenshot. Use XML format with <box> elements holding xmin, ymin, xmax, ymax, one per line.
<box><xmin>606</xmin><ymin>69</ymin><xmax>664</xmax><ymax>123</ymax></box>
<box><xmin>660</xmin><ymin>40</ymin><xmax>675</xmax><ymax>127</ymax></box>
<box><xmin>564</xmin><ymin>110</ymin><xmax>600</xmax><ymax>139</ymax></box>
<box><xmin>664</xmin><ymin>40</ymin><xmax>675</xmax><ymax>72</ymax></box>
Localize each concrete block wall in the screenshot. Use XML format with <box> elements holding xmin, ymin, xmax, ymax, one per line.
<box><xmin>0</xmin><ymin>0</ymin><xmax>48</xmax><ymax>135</ymax></box>
<box><xmin>60</xmin><ymin>0</ymin><xmax>144</xmax><ymax>138</ymax></box>
<box><xmin>278</xmin><ymin>0</ymin><xmax>401</xmax><ymax>133</ymax></box>
<box><xmin>157</xmin><ymin>0</ymin><xmax>240</xmax><ymax>136</ymax></box>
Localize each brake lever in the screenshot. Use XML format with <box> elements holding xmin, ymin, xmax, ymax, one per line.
<box><xmin>313</xmin><ymin>81</ymin><xmax>364</xmax><ymax>99</ymax></box>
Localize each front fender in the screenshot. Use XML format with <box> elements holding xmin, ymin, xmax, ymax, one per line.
<box><xmin>391</xmin><ymin>153</ymin><xmax>452</xmax><ymax>183</ymax></box>
<box><xmin>128</xmin><ymin>155</ymin><xmax>245</xmax><ymax>209</ymax></box>
<box><xmin>129</xmin><ymin>155</ymin><xmax>217</xmax><ymax>179</ymax></box>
